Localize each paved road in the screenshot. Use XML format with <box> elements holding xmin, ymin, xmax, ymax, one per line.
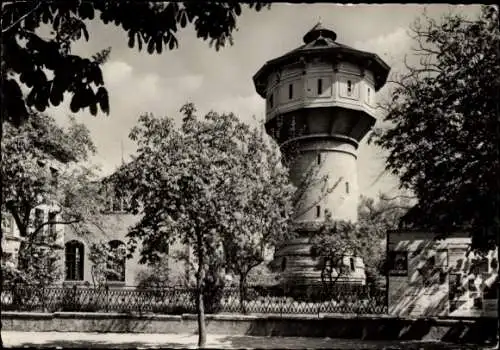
<box><xmin>1</xmin><ymin>331</ymin><xmax>492</xmax><ymax>349</ymax></box>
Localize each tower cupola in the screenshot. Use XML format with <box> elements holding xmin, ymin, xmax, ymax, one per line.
<box><xmin>302</xmin><ymin>22</ymin><xmax>337</xmax><ymax>44</ymax></box>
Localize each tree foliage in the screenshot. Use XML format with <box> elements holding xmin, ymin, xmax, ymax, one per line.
<box><xmin>219</xmin><ymin>123</ymin><xmax>296</xmax><ymax>312</ymax></box>
<box><xmin>118</xmin><ymin>104</ymin><xmax>294</xmax><ymax>346</ymax></box>
<box><xmin>1</xmin><ymin>112</ymin><xmax>106</xmax><ymax>284</ymax></box>
<box><xmin>88</xmin><ymin>241</ymin><xmax>126</xmax><ymax>289</ymax></box>
<box><xmin>1</xmin><ymin>1</ymin><xmax>270</xmax><ymax>126</ymax></box>
<box><xmin>371</xmin><ymin>5</ymin><xmax>499</xmax><ymax>251</ymax></box>
<box><xmin>311</xmin><ymin>194</ymin><xmax>411</xmax><ymax>287</ymax></box>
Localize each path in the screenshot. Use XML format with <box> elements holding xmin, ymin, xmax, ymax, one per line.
<box><xmin>1</xmin><ymin>331</ymin><xmax>488</xmax><ymax>349</ymax></box>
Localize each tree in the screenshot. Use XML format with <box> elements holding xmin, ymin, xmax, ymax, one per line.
<box><xmin>372</xmin><ymin>8</ymin><xmax>499</xmax><ymax>346</ymax></box>
<box><xmin>371</xmin><ymin>5</ymin><xmax>499</xmax><ymax>252</ymax></box>
<box><xmin>1</xmin><ymin>1</ymin><xmax>270</xmax><ymax>126</ymax></box>
<box><xmin>356</xmin><ymin>194</ymin><xmax>412</xmax><ymax>283</ymax></box>
<box><xmin>88</xmin><ymin>241</ymin><xmax>126</xmax><ymax>289</ymax></box>
<box><xmin>119</xmin><ymin>104</ymin><xmax>294</xmax><ymax>347</ymax></box>
<box><xmin>1</xmin><ymin>112</ymin><xmax>106</xmax><ymax>284</ymax></box>
<box><xmin>220</xmin><ymin>125</ymin><xmax>296</xmax><ymax>313</ymax></box>
<box><xmin>311</xmin><ymin>194</ymin><xmax>411</xmax><ymax>288</ymax></box>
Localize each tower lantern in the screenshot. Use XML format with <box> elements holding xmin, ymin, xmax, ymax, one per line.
<box><xmin>253</xmin><ymin>22</ymin><xmax>390</xmax><ymax>286</ymax></box>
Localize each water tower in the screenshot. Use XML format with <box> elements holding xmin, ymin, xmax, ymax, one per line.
<box><xmin>253</xmin><ymin>23</ymin><xmax>390</xmax><ymax>286</ymax></box>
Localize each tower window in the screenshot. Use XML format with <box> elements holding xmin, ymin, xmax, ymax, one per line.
<box><xmin>367</xmin><ymin>87</ymin><xmax>371</xmax><ymax>101</ymax></box>
<box><xmin>317</xmin><ymin>153</ymin><xmax>321</xmax><ymax>165</ymax></box>
<box><xmin>317</xmin><ymin>79</ymin><xmax>323</xmax><ymax>95</ymax></box>
<box><xmin>288</xmin><ymin>84</ymin><xmax>293</xmax><ymax>100</ymax></box>
<box><xmin>316</xmin><ymin>205</ymin><xmax>321</xmax><ymax>218</ymax></box>
<box><xmin>345</xmin><ymin>181</ymin><xmax>350</xmax><ymax>194</ymax></box>
<box><xmin>48</xmin><ymin>211</ymin><xmax>57</xmax><ymax>236</ymax></box>
<box><xmin>347</xmin><ymin>80</ymin><xmax>352</xmax><ymax>95</ymax></box>
<box><xmin>350</xmin><ymin>257</ymin><xmax>355</xmax><ymax>271</ymax></box>
<box><xmin>281</xmin><ymin>257</ymin><xmax>287</xmax><ymax>272</ymax></box>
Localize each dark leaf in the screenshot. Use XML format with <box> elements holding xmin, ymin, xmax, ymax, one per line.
<box><xmin>137</xmin><ymin>33</ymin><xmax>143</xmax><ymax>51</ymax></box>
<box><xmin>147</xmin><ymin>39</ymin><xmax>155</xmax><ymax>54</ymax></box>
<box><xmin>234</xmin><ymin>5</ymin><xmax>242</xmax><ymax>16</ymax></box>
<box><xmin>82</xmin><ymin>26</ymin><xmax>89</xmax><ymax>41</ymax></box>
<box><xmin>128</xmin><ymin>32</ymin><xmax>135</xmax><ymax>48</ymax></box>
<box><xmin>49</xmin><ymin>84</ymin><xmax>63</xmax><ymax>106</ymax></box>
<box><xmin>26</xmin><ymin>89</ymin><xmax>37</xmax><ymax>107</ymax></box>
<box><xmin>179</xmin><ymin>10</ymin><xmax>187</xmax><ymax>28</ymax></box>
<box><xmin>96</xmin><ymin>87</ymin><xmax>110</xmax><ymax>114</ymax></box>
<box><xmin>70</xmin><ymin>94</ymin><xmax>80</xmax><ymax>113</ymax></box>
<box><xmin>89</xmin><ymin>102</ymin><xmax>98</xmax><ymax>116</ymax></box>
<box><xmin>156</xmin><ymin>37</ymin><xmax>163</xmax><ymax>54</ymax></box>
<box><xmin>168</xmin><ymin>36</ymin><xmax>177</xmax><ymax>50</ymax></box>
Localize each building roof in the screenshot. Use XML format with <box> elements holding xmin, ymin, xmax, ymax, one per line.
<box><xmin>253</xmin><ymin>22</ymin><xmax>391</xmax><ymax>97</ymax></box>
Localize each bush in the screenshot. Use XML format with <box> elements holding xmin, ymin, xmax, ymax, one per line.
<box><xmin>188</xmin><ymin>265</ymin><xmax>226</xmax><ymax>314</ymax></box>
<box><xmin>202</xmin><ymin>269</ymin><xmax>226</xmax><ymax>314</ymax></box>
<box><xmin>135</xmin><ymin>258</ymin><xmax>171</xmax><ymax>289</ymax></box>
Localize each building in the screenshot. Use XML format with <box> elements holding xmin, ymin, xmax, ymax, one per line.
<box><xmin>252</xmin><ymin>23</ymin><xmax>390</xmax><ymax>286</ymax></box>
<box><xmin>1</xmin><ymin>167</ymin><xmax>190</xmax><ymax>288</ymax></box>
<box><xmin>387</xmin><ymin>230</ymin><xmax>498</xmax><ymax>317</ymax></box>
<box><xmin>1</xmin><ymin>160</ymin><xmax>65</xmax><ymax>275</ymax></box>
<box><xmin>61</xmin><ymin>179</ymin><xmax>190</xmax><ymax>288</ymax></box>
<box><xmin>1</xmin><ymin>203</ymin><xmax>65</xmax><ymax>270</ymax></box>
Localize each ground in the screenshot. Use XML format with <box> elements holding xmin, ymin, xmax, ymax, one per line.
<box><xmin>1</xmin><ymin>332</ymin><xmax>493</xmax><ymax>349</ymax></box>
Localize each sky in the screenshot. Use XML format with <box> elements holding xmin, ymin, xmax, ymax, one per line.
<box><xmin>46</xmin><ymin>3</ymin><xmax>482</xmax><ymax>199</ymax></box>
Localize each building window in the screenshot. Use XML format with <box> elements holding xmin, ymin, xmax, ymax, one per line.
<box><xmin>110</xmin><ymin>193</ymin><xmax>130</xmax><ymax>213</ymax></box>
<box><xmin>317</xmin><ymin>153</ymin><xmax>322</xmax><ymax>165</ymax></box>
<box><xmin>33</xmin><ymin>208</ymin><xmax>44</xmax><ymax>236</ymax></box>
<box><xmin>105</xmin><ymin>197</ymin><xmax>113</xmax><ymax>212</ymax></box>
<box><xmin>50</xmin><ymin>167</ymin><xmax>59</xmax><ymax>188</ymax></box>
<box><xmin>48</xmin><ymin>211</ymin><xmax>57</xmax><ymax>236</ymax></box>
<box><xmin>388</xmin><ymin>251</ymin><xmax>408</xmax><ymax>276</ymax></box>
<box><xmin>316</xmin><ymin>205</ymin><xmax>321</xmax><ymax>218</ymax></box>
<box><xmin>113</xmin><ymin>196</ymin><xmax>122</xmax><ymax>212</ymax></box>
<box><xmin>1</xmin><ymin>215</ymin><xmax>14</xmax><ymax>236</ymax></box>
<box><xmin>65</xmin><ymin>240</ymin><xmax>85</xmax><ymax>281</ymax></box>
<box><xmin>350</xmin><ymin>257</ymin><xmax>355</xmax><ymax>271</ymax></box>
<box><xmin>345</xmin><ymin>181</ymin><xmax>350</xmax><ymax>194</ymax></box>
<box><xmin>347</xmin><ymin>80</ymin><xmax>352</xmax><ymax>95</ymax></box>
<box><xmin>2</xmin><ymin>252</ymin><xmax>13</xmax><ymax>265</ymax></box>
<box><xmin>107</xmin><ymin>240</ymin><xmax>126</xmax><ymax>282</ymax></box>
<box><xmin>269</xmin><ymin>93</ymin><xmax>274</xmax><ymax>108</ymax></box>
<box><xmin>159</xmin><ymin>241</ymin><xmax>169</xmax><ymax>255</ymax></box>
<box><xmin>367</xmin><ymin>87</ymin><xmax>371</xmax><ymax>101</ymax></box>
<box><xmin>317</xmin><ymin>78</ymin><xmax>323</xmax><ymax>95</ymax></box>
<box><xmin>288</xmin><ymin>84</ymin><xmax>293</xmax><ymax>100</ymax></box>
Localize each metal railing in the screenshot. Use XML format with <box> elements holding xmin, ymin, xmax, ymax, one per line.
<box><xmin>1</xmin><ymin>284</ymin><xmax>388</xmax><ymax>315</ymax></box>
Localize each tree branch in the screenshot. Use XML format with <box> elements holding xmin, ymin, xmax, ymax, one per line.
<box><xmin>5</xmin><ymin>204</ymin><xmax>26</xmax><ymax>238</ymax></box>
<box><xmin>1</xmin><ymin>1</ymin><xmax>42</xmax><ymax>34</ymax></box>
<box><xmin>369</xmin><ymin>205</ymin><xmax>413</xmax><ymax>221</ymax></box>
<box><xmin>380</xmin><ymin>194</ymin><xmax>417</xmax><ymax>202</ymax></box>
<box><xmin>294</xmin><ymin>176</ymin><xmax>342</xmax><ymax>219</ymax></box>
<box><xmin>27</xmin><ymin>218</ymin><xmax>81</xmax><ymax>250</ymax></box>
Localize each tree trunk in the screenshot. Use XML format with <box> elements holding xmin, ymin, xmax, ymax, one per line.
<box><xmin>196</xmin><ymin>283</ymin><xmax>206</xmax><ymax>348</ymax></box>
<box><xmin>196</xmin><ymin>237</ymin><xmax>206</xmax><ymax>348</ymax></box>
<box><xmin>239</xmin><ymin>273</ymin><xmax>247</xmax><ymax>314</ymax></box>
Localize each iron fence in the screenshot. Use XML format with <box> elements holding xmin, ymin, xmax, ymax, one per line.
<box><xmin>1</xmin><ymin>284</ymin><xmax>388</xmax><ymax>315</ymax></box>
